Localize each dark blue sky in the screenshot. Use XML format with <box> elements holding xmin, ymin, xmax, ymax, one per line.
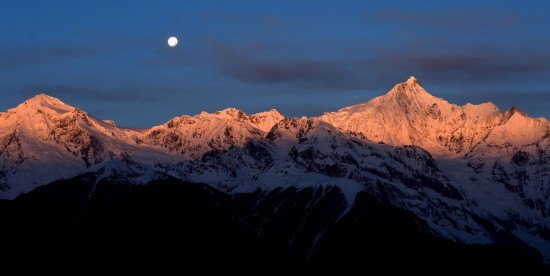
<box><xmin>2</xmin><ymin>0</ymin><xmax>550</xmax><ymax>127</ymax></box>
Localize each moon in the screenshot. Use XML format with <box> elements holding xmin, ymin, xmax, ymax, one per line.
<box><xmin>167</xmin><ymin>36</ymin><xmax>178</xmax><ymax>47</ymax></box>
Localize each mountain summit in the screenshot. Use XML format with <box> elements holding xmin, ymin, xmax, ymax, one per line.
<box><xmin>18</xmin><ymin>93</ymin><xmax>75</xmax><ymax>113</ymax></box>
<box><xmin>391</xmin><ymin>75</ymin><xmax>423</xmax><ymax>94</ymax></box>
<box><xmin>406</xmin><ymin>75</ymin><xmax>419</xmax><ymax>85</ymax></box>
<box><xmin>319</xmin><ymin>77</ymin><xmax>507</xmax><ymax>157</ymax></box>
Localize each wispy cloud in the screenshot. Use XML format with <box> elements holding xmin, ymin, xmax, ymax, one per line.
<box><xmin>0</xmin><ymin>44</ymin><xmax>109</xmax><ymax>69</ymax></box>
<box><xmin>22</xmin><ymin>82</ymin><xmax>180</xmax><ymax>103</ymax></box>
<box><xmin>206</xmin><ymin>39</ymin><xmax>373</xmax><ymax>90</ymax></box>
<box><xmin>370</xmin><ymin>48</ymin><xmax>550</xmax><ymax>84</ymax></box>
<box><xmin>204</xmin><ymin>8</ymin><xmax>290</xmax><ymax>28</ymax></box>
<box><xmin>0</xmin><ymin>28</ymin><xmax>151</xmax><ymax>70</ymax></box>
<box><xmin>372</xmin><ymin>9</ymin><xmax>519</xmax><ymax>32</ymax></box>
<box><xmin>205</xmin><ymin>39</ymin><xmax>550</xmax><ymax>91</ymax></box>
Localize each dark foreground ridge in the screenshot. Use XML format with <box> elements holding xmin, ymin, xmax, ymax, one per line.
<box><xmin>1</xmin><ymin>177</ymin><xmax>548</xmax><ymax>273</ymax></box>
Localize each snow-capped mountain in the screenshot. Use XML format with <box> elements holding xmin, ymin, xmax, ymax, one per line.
<box><xmin>143</xmin><ymin>108</ymin><xmax>283</xmax><ymax>159</ymax></box>
<box><xmin>0</xmin><ymin>94</ymin><xmax>143</xmax><ymax>196</ymax></box>
<box><xmin>1</xmin><ymin>78</ymin><xmax>549</xmax><ymax>264</ymax></box>
<box><xmin>0</xmin><ymin>95</ymin><xmax>284</xmax><ymax>197</ymax></box>
<box><xmin>318</xmin><ymin>77</ymin><xmax>550</xmax><ymax>259</ymax></box>
<box><xmin>319</xmin><ymin>76</ymin><xmax>504</xmax><ymax>158</ymax></box>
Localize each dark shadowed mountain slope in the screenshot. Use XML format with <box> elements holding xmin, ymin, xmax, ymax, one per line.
<box><xmin>1</xmin><ymin>177</ymin><xmax>548</xmax><ymax>273</ymax></box>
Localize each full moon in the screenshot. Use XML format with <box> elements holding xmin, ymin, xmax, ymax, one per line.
<box><xmin>167</xmin><ymin>36</ymin><xmax>178</xmax><ymax>47</ymax></box>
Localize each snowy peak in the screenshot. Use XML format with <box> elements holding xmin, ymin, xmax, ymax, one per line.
<box><xmin>406</xmin><ymin>76</ymin><xmax>419</xmax><ymax>85</ymax></box>
<box><xmin>248</xmin><ymin>109</ymin><xmax>285</xmax><ymax>132</ymax></box>
<box><xmin>386</xmin><ymin>75</ymin><xmax>433</xmax><ymax>101</ymax></box>
<box><xmin>0</xmin><ymin>93</ymin><xmax>92</xmax><ymax>135</ymax></box>
<box><xmin>267</xmin><ymin>117</ymin><xmax>316</xmax><ymax>141</ymax></box>
<box><xmin>318</xmin><ymin>77</ymin><xmax>508</xmax><ymax>157</ymax></box>
<box><xmin>145</xmin><ymin>111</ymin><xmax>265</xmax><ymax>159</ymax></box>
<box><xmin>194</xmin><ymin>108</ymin><xmax>284</xmax><ymax>133</ymax></box>
<box><xmin>503</xmin><ymin>105</ymin><xmax>527</xmax><ymax>122</ymax></box>
<box><xmin>197</xmin><ymin>108</ymin><xmax>252</xmax><ymax>121</ymax></box>
<box><xmin>212</xmin><ymin>108</ymin><xmax>247</xmax><ymax>120</ymax></box>
<box><xmin>136</xmin><ymin>107</ymin><xmax>284</xmax><ymax>159</ymax></box>
<box><xmin>318</xmin><ymin>74</ymin><xmax>549</xmax><ymax>159</ymax></box>
<box><xmin>16</xmin><ymin>93</ymin><xmax>75</xmax><ymax>114</ymax></box>
<box><xmin>468</xmin><ymin>105</ymin><xmax>549</xmax><ymax>157</ymax></box>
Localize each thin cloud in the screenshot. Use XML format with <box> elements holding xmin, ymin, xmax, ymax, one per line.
<box><xmin>418</xmin><ymin>54</ymin><xmax>550</xmax><ymax>79</ymax></box>
<box><xmin>206</xmin><ymin>39</ymin><xmax>550</xmax><ymax>91</ymax></box>
<box><xmin>141</xmin><ymin>45</ymin><xmax>208</xmax><ymax>67</ymax></box>
<box><xmin>206</xmin><ymin>39</ymin><xmax>374</xmax><ymax>90</ymax></box>
<box><xmin>0</xmin><ymin>30</ymin><xmax>146</xmax><ymax>70</ymax></box>
<box><xmin>370</xmin><ymin>49</ymin><xmax>550</xmax><ymax>84</ymax></box>
<box><xmin>372</xmin><ymin>9</ymin><xmax>519</xmax><ymax>32</ymax></box>
<box><xmin>0</xmin><ymin>44</ymin><xmax>108</xmax><ymax>69</ymax></box>
<box><xmin>204</xmin><ymin>9</ymin><xmax>290</xmax><ymax>27</ymax></box>
<box><xmin>22</xmin><ymin>83</ymin><xmax>178</xmax><ymax>103</ymax></box>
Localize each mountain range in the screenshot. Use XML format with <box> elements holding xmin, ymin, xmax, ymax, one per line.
<box><xmin>1</xmin><ymin>77</ymin><xmax>549</xmax><ymax>271</ymax></box>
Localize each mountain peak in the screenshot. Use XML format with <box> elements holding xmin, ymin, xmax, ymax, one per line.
<box><xmin>195</xmin><ymin>108</ymin><xmax>247</xmax><ymax>121</ymax></box>
<box><xmin>214</xmin><ymin>108</ymin><xmax>246</xmax><ymax>118</ymax></box>
<box><xmin>386</xmin><ymin>76</ymin><xmax>432</xmax><ymax>100</ymax></box>
<box><xmin>503</xmin><ymin>105</ymin><xmax>528</xmax><ymax>121</ymax></box>
<box><xmin>250</xmin><ymin>109</ymin><xmax>284</xmax><ymax>119</ymax></box>
<box><xmin>19</xmin><ymin>93</ymin><xmax>75</xmax><ymax>114</ymax></box>
<box><xmin>248</xmin><ymin>109</ymin><xmax>285</xmax><ymax>132</ymax></box>
<box><xmin>318</xmin><ymin>76</ymin><xmax>511</xmax><ymax>157</ymax></box>
<box><xmin>396</xmin><ymin>76</ymin><xmax>425</xmax><ymax>92</ymax></box>
<box><xmin>26</xmin><ymin>93</ymin><xmax>64</xmax><ymax>104</ymax></box>
<box><xmin>507</xmin><ymin>105</ymin><xmax>526</xmax><ymax>115</ymax></box>
<box><xmin>193</xmin><ymin>108</ymin><xmax>284</xmax><ymax>133</ymax></box>
<box><xmin>406</xmin><ymin>76</ymin><xmax>419</xmax><ymax>85</ymax></box>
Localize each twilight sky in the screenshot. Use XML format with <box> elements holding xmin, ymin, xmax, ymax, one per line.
<box><xmin>1</xmin><ymin>0</ymin><xmax>550</xmax><ymax>128</ymax></box>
